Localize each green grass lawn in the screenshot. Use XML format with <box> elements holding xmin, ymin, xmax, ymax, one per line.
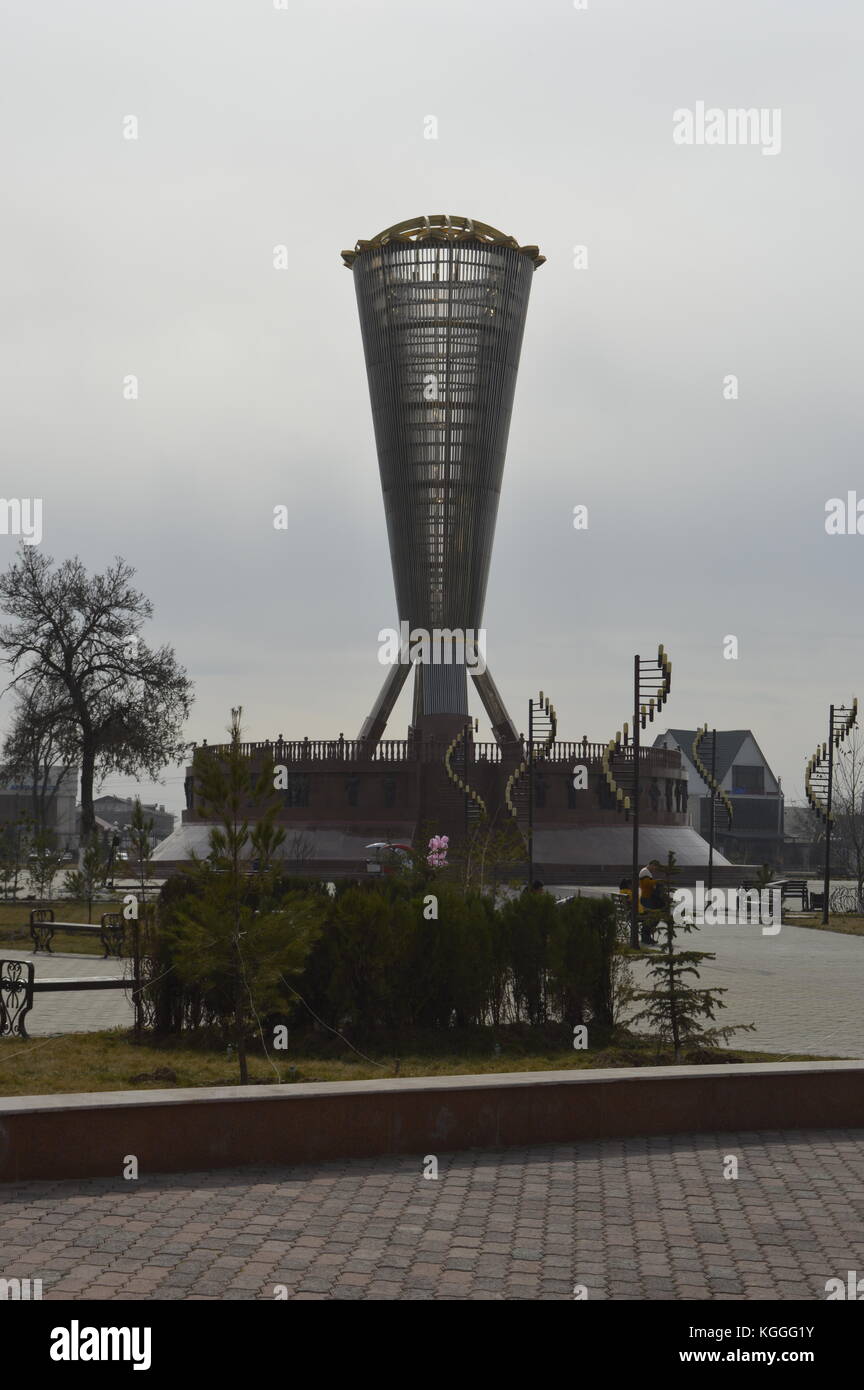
<box><xmin>0</xmin><ymin>900</ymin><xmax>125</xmax><ymax>956</ymax></box>
<box><xmin>0</xmin><ymin>1028</ymin><xmax>833</xmax><ymax>1099</ymax></box>
<box><xmin>0</xmin><ymin>898</ymin><xmax>846</xmax><ymax>1099</ymax></box>
<box><xmin>785</xmin><ymin>913</ymin><xmax>864</xmax><ymax>937</ymax></box>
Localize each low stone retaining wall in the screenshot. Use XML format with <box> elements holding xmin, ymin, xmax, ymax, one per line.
<box><xmin>1</xmin><ymin>1061</ymin><xmax>862</xmax><ymax>1183</ymax></box>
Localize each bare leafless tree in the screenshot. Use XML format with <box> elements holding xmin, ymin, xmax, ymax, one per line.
<box><xmin>0</xmin><ymin>547</ymin><xmax>193</xmax><ymax>837</ymax></box>
<box><xmin>0</xmin><ymin>678</ymin><xmax>77</xmax><ymax>836</ymax></box>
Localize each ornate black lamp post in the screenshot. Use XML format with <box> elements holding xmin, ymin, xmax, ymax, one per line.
<box><xmin>806</xmin><ymin>698</ymin><xmax>857</xmax><ymax>924</ymax></box>
<box><xmin>504</xmin><ymin>693</ymin><xmax>556</xmax><ymax>886</ymax></box>
<box><xmin>601</xmin><ymin>646</ymin><xmax>672</xmax><ymax>948</ymax></box>
<box><xmin>692</xmin><ymin>726</ymin><xmax>734</xmax><ymax>895</ymax></box>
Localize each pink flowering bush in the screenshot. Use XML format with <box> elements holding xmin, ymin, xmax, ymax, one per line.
<box><xmin>427</xmin><ymin>834</ymin><xmax>449</xmax><ymax>869</ymax></box>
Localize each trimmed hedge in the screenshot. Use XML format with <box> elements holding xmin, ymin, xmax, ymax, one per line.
<box><xmin>149</xmin><ymin>879</ymin><xmax>618</xmax><ymax>1039</ymax></box>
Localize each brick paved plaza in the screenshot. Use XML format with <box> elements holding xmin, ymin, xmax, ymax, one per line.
<box><xmin>625</xmin><ymin>919</ymin><xmax>864</xmax><ymax>1059</ymax></box>
<box><xmin>2</xmin><ymin>1129</ymin><xmax>862</xmax><ymax>1301</ymax></box>
<box><xmin>4</xmin><ymin>921</ymin><xmax>863</xmax><ymax>1303</ymax></box>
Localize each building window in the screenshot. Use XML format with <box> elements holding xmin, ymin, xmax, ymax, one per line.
<box><xmin>595</xmin><ymin>776</ymin><xmax>617</xmax><ymax>810</ymax></box>
<box><xmin>382</xmin><ymin>777</ymin><xmax>396</xmax><ymax>808</ymax></box>
<box><xmin>282</xmin><ymin>775</ymin><xmax>309</xmax><ymax>808</ymax></box>
<box><xmin>345</xmin><ymin>777</ymin><xmax>360</xmax><ymax>807</ymax></box>
<box><xmin>731</xmin><ymin>765</ymin><xmax>764</xmax><ymax>795</ymax></box>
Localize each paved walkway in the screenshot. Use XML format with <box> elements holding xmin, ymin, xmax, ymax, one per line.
<box><xmin>625</xmin><ymin>920</ymin><xmax>864</xmax><ymax>1058</ymax></box>
<box><xmin>0</xmin><ymin>949</ymin><xmax>133</xmax><ymax>1035</ymax></box>
<box><xmin>1</xmin><ymin>1130</ymin><xmax>861</xmax><ymax>1300</ymax></box>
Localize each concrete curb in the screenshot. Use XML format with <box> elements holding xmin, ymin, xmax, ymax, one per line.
<box><xmin>1</xmin><ymin>1061</ymin><xmax>862</xmax><ymax>1183</ymax></box>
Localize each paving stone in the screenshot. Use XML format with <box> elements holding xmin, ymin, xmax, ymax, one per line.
<box><xmin>1</xmin><ymin>1129</ymin><xmax>862</xmax><ymax>1301</ymax></box>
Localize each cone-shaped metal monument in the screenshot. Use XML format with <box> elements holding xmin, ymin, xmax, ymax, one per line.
<box><xmin>343</xmin><ymin>215</ymin><xmax>543</xmax><ymax>746</ymax></box>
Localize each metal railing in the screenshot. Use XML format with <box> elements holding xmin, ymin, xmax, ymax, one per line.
<box><xmin>191</xmin><ymin>738</ymin><xmax>682</xmax><ymax>768</ymax></box>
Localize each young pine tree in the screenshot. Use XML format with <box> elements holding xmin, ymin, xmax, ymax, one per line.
<box><xmin>63</xmin><ymin>834</ymin><xmax>107</xmax><ymax>921</ymax></box>
<box><xmin>629</xmin><ymin>852</ymin><xmax>754</xmax><ymax>1062</ymax></box>
<box><xmin>128</xmin><ymin>798</ymin><xmax>154</xmax><ymax>916</ymax></box>
<box><xmin>28</xmin><ymin>827</ymin><xmax>64</xmax><ymax>903</ymax></box>
<box><xmin>167</xmin><ymin>708</ymin><xmax>321</xmax><ymax>1084</ymax></box>
<box><xmin>0</xmin><ymin>824</ymin><xmax>16</xmax><ymax>902</ymax></box>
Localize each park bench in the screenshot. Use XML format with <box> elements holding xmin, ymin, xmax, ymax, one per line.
<box><xmin>612</xmin><ymin>893</ymin><xmax>631</xmax><ymax>934</ymax></box>
<box><xmin>29</xmin><ymin>908</ymin><xmax>126</xmax><ymax>959</ymax></box>
<box><xmin>612</xmin><ymin>891</ymin><xmax>658</xmax><ymax>943</ymax></box>
<box><xmin>0</xmin><ymin>958</ymin><xmax>137</xmax><ymax>1039</ymax></box>
<box><xmin>779</xmin><ymin>879</ymin><xmax>809</xmax><ymax>910</ymax></box>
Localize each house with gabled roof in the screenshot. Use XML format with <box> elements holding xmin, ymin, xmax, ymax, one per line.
<box><xmin>653</xmin><ymin>729</ymin><xmax>784</xmax><ymax>866</ymax></box>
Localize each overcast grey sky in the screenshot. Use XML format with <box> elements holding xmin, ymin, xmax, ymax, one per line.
<box><xmin>1</xmin><ymin>0</ymin><xmax>862</xmax><ymax>818</ymax></box>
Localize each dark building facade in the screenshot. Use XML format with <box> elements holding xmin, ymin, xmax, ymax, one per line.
<box><xmin>90</xmin><ymin>794</ymin><xmax>175</xmax><ymax>848</ymax></box>
<box><xmin>155</xmin><ymin>735</ymin><xmax>707</xmax><ymax>886</ymax></box>
<box><xmin>0</xmin><ymin>767</ymin><xmax>78</xmax><ymax>850</ymax></box>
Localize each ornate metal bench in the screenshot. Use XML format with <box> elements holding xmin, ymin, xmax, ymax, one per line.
<box><xmin>29</xmin><ymin>909</ymin><xmax>127</xmax><ymax>959</ymax></box>
<box><xmin>0</xmin><ymin>959</ymin><xmax>136</xmax><ymax>1039</ymax></box>
<box><xmin>29</xmin><ymin>908</ymin><xmax>55</xmax><ymax>953</ymax></box>
<box><xmin>0</xmin><ymin>959</ymin><xmax>34</xmax><ymax>1038</ymax></box>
